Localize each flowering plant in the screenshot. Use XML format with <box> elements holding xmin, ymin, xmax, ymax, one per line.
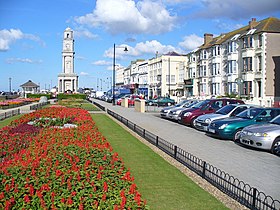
<box><xmin>0</xmin><ymin>107</ymin><xmax>148</xmax><ymax>209</ymax></box>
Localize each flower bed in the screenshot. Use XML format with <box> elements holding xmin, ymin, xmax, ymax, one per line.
<box><xmin>0</xmin><ymin>107</ymin><xmax>148</xmax><ymax>209</ymax></box>
<box><xmin>0</xmin><ymin>98</ymin><xmax>39</xmax><ymax>109</ymax></box>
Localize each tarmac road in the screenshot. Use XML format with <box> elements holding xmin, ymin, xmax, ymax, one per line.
<box><xmin>92</xmin><ymin>99</ymin><xmax>280</xmax><ymax>201</ymax></box>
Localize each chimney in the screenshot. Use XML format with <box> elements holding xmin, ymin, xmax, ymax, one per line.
<box><xmin>204</xmin><ymin>33</ymin><xmax>213</xmax><ymax>45</ymax></box>
<box><xmin>249</xmin><ymin>18</ymin><xmax>258</xmax><ymax>29</ymax></box>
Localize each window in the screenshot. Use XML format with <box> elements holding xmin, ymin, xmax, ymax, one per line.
<box><xmin>228</xmin><ymin>60</ymin><xmax>237</xmax><ymax>74</ymax></box>
<box><xmin>228</xmin><ymin>83</ymin><xmax>237</xmax><ymax>94</ymax></box>
<box><xmin>257</xmin><ymin>56</ymin><xmax>262</xmax><ymax>71</ymax></box>
<box><xmin>243</xmin><ymin>57</ymin><xmax>252</xmax><ymax>72</ymax></box>
<box><xmin>166</xmin><ymin>75</ymin><xmax>170</xmax><ymax>83</ymax></box>
<box><xmin>243</xmin><ymin>36</ymin><xmax>253</xmax><ymax>48</ymax></box>
<box><xmin>258</xmin><ymin>34</ymin><xmax>262</xmax><ymax>47</ymax></box>
<box><xmin>171</xmin><ymin>75</ymin><xmax>175</xmax><ymax>83</ymax></box>
<box><xmin>243</xmin><ymin>81</ymin><xmax>252</xmax><ymax>95</ymax></box>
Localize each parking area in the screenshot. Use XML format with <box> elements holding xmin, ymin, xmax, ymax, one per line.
<box><xmin>92</xmin><ymin>99</ymin><xmax>280</xmax><ymax>201</ymax></box>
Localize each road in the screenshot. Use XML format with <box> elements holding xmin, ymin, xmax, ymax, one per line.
<box><xmin>92</xmin><ymin>99</ymin><xmax>280</xmax><ymax>201</ymax></box>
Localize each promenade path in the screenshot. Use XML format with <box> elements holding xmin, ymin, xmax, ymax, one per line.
<box><xmin>91</xmin><ymin>99</ymin><xmax>280</xmax><ymax>202</ymax></box>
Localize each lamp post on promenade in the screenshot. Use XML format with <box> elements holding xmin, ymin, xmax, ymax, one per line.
<box><xmin>112</xmin><ymin>43</ymin><xmax>128</xmax><ymax>105</ymax></box>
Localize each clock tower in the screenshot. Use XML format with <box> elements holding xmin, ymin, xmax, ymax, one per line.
<box><xmin>57</xmin><ymin>27</ymin><xmax>78</xmax><ymax>93</ymax></box>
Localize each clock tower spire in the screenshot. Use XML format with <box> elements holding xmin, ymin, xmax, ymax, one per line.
<box><xmin>58</xmin><ymin>27</ymin><xmax>78</xmax><ymax>93</ymax></box>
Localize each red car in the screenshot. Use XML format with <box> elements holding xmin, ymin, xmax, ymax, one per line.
<box><xmin>177</xmin><ymin>98</ymin><xmax>245</xmax><ymax>127</ymax></box>
<box><xmin>117</xmin><ymin>94</ymin><xmax>143</xmax><ymax>106</ymax></box>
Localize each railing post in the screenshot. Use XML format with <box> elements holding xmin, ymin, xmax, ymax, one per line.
<box><xmin>126</xmin><ymin>119</ymin><xmax>129</xmax><ymax>126</ymax></box>
<box><xmin>252</xmin><ymin>188</ymin><xmax>257</xmax><ymax>210</ymax></box>
<box><xmin>156</xmin><ymin>136</ymin><xmax>158</xmax><ymax>146</ymax></box>
<box><xmin>133</xmin><ymin>124</ymin><xmax>136</xmax><ymax>131</ymax></box>
<box><xmin>143</xmin><ymin>129</ymin><xmax>145</xmax><ymax>138</ymax></box>
<box><xmin>174</xmin><ymin>145</ymin><xmax>177</xmax><ymax>159</ymax></box>
<box><xmin>202</xmin><ymin>161</ymin><xmax>206</xmax><ymax>179</ymax></box>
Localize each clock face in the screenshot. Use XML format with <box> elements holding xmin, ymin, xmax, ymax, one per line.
<box><xmin>64</xmin><ymin>43</ymin><xmax>70</xmax><ymax>50</ymax></box>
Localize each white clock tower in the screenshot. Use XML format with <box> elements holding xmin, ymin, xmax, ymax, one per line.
<box><xmin>57</xmin><ymin>27</ymin><xmax>78</xmax><ymax>93</ymax></box>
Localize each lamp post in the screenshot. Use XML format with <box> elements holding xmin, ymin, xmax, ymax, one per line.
<box><xmin>112</xmin><ymin>43</ymin><xmax>128</xmax><ymax>105</ymax></box>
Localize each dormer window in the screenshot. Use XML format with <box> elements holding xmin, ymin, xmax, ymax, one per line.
<box><xmin>246</xmin><ymin>29</ymin><xmax>256</xmax><ymax>35</ymax></box>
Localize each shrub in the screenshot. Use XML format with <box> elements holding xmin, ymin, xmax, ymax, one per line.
<box><xmin>57</xmin><ymin>94</ymin><xmax>86</xmax><ymax>100</ymax></box>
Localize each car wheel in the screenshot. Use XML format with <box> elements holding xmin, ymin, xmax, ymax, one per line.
<box><xmin>271</xmin><ymin>138</ymin><xmax>280</xmax><ymax>156</ymax></box>
<box><xmin>190</xmin><ymin>118</ymin><xmax>196</xmax><ymax>127</ymax></box>
<box><xmin>233</xmin><ymin>129</ymin><xmax>242</xmax><ymax>142</ymax></box>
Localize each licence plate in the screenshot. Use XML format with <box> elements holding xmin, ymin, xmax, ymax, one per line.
<box><xmin>203</xmin><ymin>126</ymin><xmax>208</xmax><ymax>131</ymax></box>
<box><xmin>208</xmin><ymin>128</ymin><xmax>215</xmax><ymax>133</ymax></box>
<box><xmin>196</xmin><ymin>122</ymin><xmax>201</xmax><ymax>126</ymax></box>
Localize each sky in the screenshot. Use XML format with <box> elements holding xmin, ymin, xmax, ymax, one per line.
<box><xmin>1</xmin><ymin>0</ymin><xmax>280</xmax><ymax>92</ymax></box>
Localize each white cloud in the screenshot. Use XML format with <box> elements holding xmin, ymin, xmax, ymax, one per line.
<box><xmin>6</xmin><ymin>57</ymin><xmax>43</xmax><ymax>64</ymax></box>
<box><xmin>179</xmin><ymin>34</ymin><xmax>203</xmax><ymax>52</ymax></box>
<box><xmin>74</xmin><ymin>29</ymin><xmax>98</xmax><ymax>39</ymax></box>
<box><xmin>75</xmin><ymin>0</ymin><xmax>177</xmax><ymax>35</ymax></box>
<box><xmin>0</xmin><ymin>29</ymin><xmax>24</xmax><ymax>51</ymax></box>
<box><xmin>0</xmin><ymin>28</ymin><xmax>44</xmax><ymax>51</ymax></box>
<box><xmin>104</xmin><ymin>40</ymin><xmax>181</xmax><ymax>59</ymax></box>
<box><xmin>80</xmin><ymin>72</ymin><xmax>89</xmax><ymax>76</ymax></box>
<box><xmin>134</xmin><ymin>40</ymin><xmax>177</xmax><ymax>56</ymax></box>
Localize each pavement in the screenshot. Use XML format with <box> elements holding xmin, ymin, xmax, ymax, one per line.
<box><xmin>91</xmin><ymin>99</ymin><xmax>280</xmax><ymax>202</ymax></box>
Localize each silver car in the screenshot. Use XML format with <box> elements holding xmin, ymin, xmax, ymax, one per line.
<box><xmin>240</xmin><ymin>114</ymin><xmax>280</xmax><ymax>156</ymax></box>
<box><xmin>193</xmin><ymin>104</ymin><xmax>256</xmax><ymax>131</ymax></box>
<box><xmin>168</xmin><ymin>100</ymin><xmax>200</xmax><ymax>121</ymax></box>
<box><xmin>160</xmin><ymin>100</ymin><xmax>195</xmax><ymax>118</ymax></box>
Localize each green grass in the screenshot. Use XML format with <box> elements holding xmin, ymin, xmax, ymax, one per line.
<box><xmin>80</xmin><ymin>102</ymin><xmax>101</xmax><ymax>111</ymax></box>
<box><xmin>0</xmin><ymin>114</ymin><xmax>22</xmax><ymax>128</ymax></box>
<box><xmin>91</xmin><ymin>114</ymin><xmax>228</xmax><ymax>210</ymax></box>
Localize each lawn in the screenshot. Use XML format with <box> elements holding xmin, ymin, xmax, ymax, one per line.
<box><xmin>0</xmin><ymin>114</ymin><xmax>22</xmax><ymax>128</ymax></box>
<box><xmin>91</xmin><ymin>113</ymin><xmax>228</xmax><ymax>210</ymax></box>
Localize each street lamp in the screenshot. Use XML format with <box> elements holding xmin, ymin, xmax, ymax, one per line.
<box><xmin>112</xmin><ymin>43</ymin><xmax>128</xmax><ymax>105</ymax></box>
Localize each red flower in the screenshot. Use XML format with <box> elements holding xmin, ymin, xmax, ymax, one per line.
<box><xmin>56</xmin><ymin>169</ymin><xmax>63</xmax><ymax>177</ymax></box>
<box><xmin>24</xmin><ymin>195</ymin><xmax>30</xmax><ymax>203</ymax></box>
<box><xmin>67</xmin><ymin>197</ymin><xmax>73</xmax><ymax>205</ymax></box>
<box><xmin>103</xmin><ymin>181</ymin><xmax>108</xmax><ymax>192</ymax></box>
<box><xmin>0</xmin><ymin>192</ymin><xmax>4</xmax><ymax>199</ymax></box>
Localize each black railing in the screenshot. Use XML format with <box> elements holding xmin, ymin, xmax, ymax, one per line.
<box><xmin>0</xmin><ymin>109</ymin><xmax>20</xmax><ymax>121</ymax></box>
<box><xmin>107</xmin><ymin>108</ymin><xmax>280</xmax><ymax>210</ymax></box>
<box><xmin>92</xmin><ymin>101</ymin><xmax>106</xmax><ymax>111</ymax></box>
<box><xmin>30</xmin><ymin>102</ymin><xmax>48</xmax><ymax>110</ymax></box>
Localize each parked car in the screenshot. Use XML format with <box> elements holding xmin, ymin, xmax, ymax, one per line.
<box><xmin>193</xmin><ymin>104</ymin><xmax>257</xmax><ymax>131</ymax></box>
<box><xmin>167</xmin><ymin>100</ymin><xmax>200</xmax><ymax>121</ymax></box>
<box><xmin>178</xmin><ymin>98</ymin><xmax>244</xmax><ymax>127</ymax></box>
<box><xmin>116</xmin><ymin>94</ymin><xmax>131</xmax><ymax>105</ymax></box>
<box><xmin>146</xmin><ymin>97</ymin><xmax>175</xmax><ymax>106</ymax></box>
<box><xmin>117</xmin><ymin>94</ymin><xmax>143</xmax><ymax>106</ymax></box>
<box><xmin>239</xmin><ymin>114</ymin><xmax>280</xmax><ymax>156</ymax></box>
<box><xmin>206</xmin><ymin>107</ymin><xmax>280</xmax><ymax>141</ymax></box>
<box><xmin>160</xmin><ymin>99</ymin><xmax>197</xmax><ymax>119</ymax></box>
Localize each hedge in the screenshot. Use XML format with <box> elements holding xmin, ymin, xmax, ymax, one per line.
<box><xmin>57</xmin><ymin>93</ymin><xmax>86</xmax><ymax>100</ymax></box>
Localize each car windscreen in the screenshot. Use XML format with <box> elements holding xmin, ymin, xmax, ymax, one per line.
<box><xmin>191</xmin><ymin>100</ymin><xmax>209</xmax><ymax>108</ymax></box>
<box><xmin>236</xmin><ymin>108</ymin><xmax>263</xmax><ymax>119</ymax></box>
<box><xmin>215</xmin><ymin>105</ymin><xmax>235</xmax><ymax>115</ymax></box>
<box><xmin>175</xmin><ymin>100</ymin><xmax>188</xmax><ymax>107</ymax></box>
<box><xmin>270</xmin><ymin>115</ymin><xmax>280</xmax><ymax>125</ymax></box>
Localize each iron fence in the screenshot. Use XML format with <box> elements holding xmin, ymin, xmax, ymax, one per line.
<box><xmin>107</xmin><ymin>108</ymin><xmax>280</xmax><ymax>210</ymax></box>
<box><xmin>30</xmin><ymin>102</ymin><xmax>48</xmax><ymax>110</ymax></box>
<box><xmin>0</xmin><ymin>109</ymin><xmax>20</xmax><ymax>121</ymax></box>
